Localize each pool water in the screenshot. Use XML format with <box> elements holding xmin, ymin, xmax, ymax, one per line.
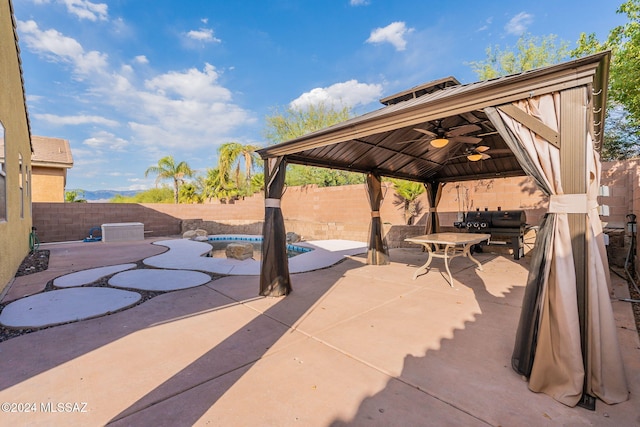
<box><xmin>205</xmin><ymin>238</ymin><xmax>312</xmax><ymax>261</ymax></box>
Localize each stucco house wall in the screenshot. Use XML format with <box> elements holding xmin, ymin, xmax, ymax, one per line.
<box><xmin>0</xmin><ymin>0</ymin><xmax>33</xmax><ymax>295</ymax></box>
<box><xmin>31</xmin><ymin>166</ymin><xmax>66</xmax><ymax>202</ymax></box>
<box><xmin>30</xmin><ymin>135</ymin><xmax>73</xmax><ymax>202</ymax></box>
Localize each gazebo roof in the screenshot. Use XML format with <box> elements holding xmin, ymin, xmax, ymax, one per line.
<box><xmin>256</xmin><ymin>52</ymin><xmax>610</xmax><ymax>184</ymax></box>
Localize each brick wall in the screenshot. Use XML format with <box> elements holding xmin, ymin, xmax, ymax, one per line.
<box><xmin>33</xmin><ymin>176</ymin><xmax>546</xmax><ymax>243</ymax></box>
<box><xmin>32</xmin><ymin>203</ymin><xmax>182</xmax><ymax>242</ymax></box>
<box><xmin>599</xmin><ymin>160</ymin><xmax>640</xmax><ymax>272</ymax></box>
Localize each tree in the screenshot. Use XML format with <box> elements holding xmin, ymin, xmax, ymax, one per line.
<box><xmin>251</xmin><ymin>172</ymin><xmax>265</xmax><ymax>193</ymax></box>
<box><xmin>217</xmin><ymin>142</ymin><xmax>260</xmax><ymax>196</ymax></box>
<box><xmin>601</xmin><ymin>107</ymin><xmax>640</xmax><ymax>159</ymax></box>
<box><xmin>144</xmin><ymin>155</ymin><xmax>194</xmax><ymax>204</ymax></box>
<box><xmin>263</xmin><ymin>102</ymin><xmax>352</xmax><ymax>145</ymax></box>
<box><xmin>285</xmin><ymin>165</ymin><xmax>365</xmax><ymax>187</ymax></box>
<box><xmin>468</xmin><ymin>33</ymin><xmax>570</xmax><ymax>80</ymax></box>
<box><xmin>179</xmin><ymin>182</ymin><xmax>202</xmax><ymax>204</ymax></box>
<box><xmin>200</xmin><ymin>167</ymin><xmax>238</xmax><ymax>202</ymax></box>
<box><xmin>470</xmin><ymin>19</ymin><xmax>640</xmax><ymax>161</ymax></box>
<box><xmin>572</xmin><ymin>0</ymin><xmax>640</xmax><ymax>159</ymax></box>
<box><xmin>390</xmin><ymin>179</ymin><xmax>425</xmax><ymax>225</ymax></box>
<box><xmin>65</xmin><ymin>189</ymin><xmax>86</xmax><ymax>203</ymax></box>
<box><xmin>263</xmin><ymin>102</ymin><xmax>364</xmax><ymax>186</ymax></box>
<box><xmin>110</xmin><ymin>187</ymin><xmax>173</xmax><ymax>203</ymax></box>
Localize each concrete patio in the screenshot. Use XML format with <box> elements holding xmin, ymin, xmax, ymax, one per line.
<box><xmin>0</xmin><ymin>238</ymin><xmax>638</xmax><ymax>426</ymax></box>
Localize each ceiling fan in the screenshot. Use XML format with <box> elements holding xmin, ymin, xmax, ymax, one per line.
<box><xmin>464</xmin><ymin>145</ymin><xmax>491</xmax><ymax>161</ymax></box>
<box><xmin>413</xmin><ymin>120</ymin><xmax>482</xmax><ymax>148</ymax></box>
<box><xmin>451</xmin><ymin>145</ymin><xmax>512</xmax><ymax>162</ymax></box>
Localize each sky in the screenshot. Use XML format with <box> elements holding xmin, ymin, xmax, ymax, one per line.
<box><xmin>13</xmin><ymin>0</ymin><xmax>627</xmax><ymax>192</ymax></box>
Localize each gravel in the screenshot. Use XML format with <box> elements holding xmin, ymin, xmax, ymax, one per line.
<box><xmin>14</xmin><ymin>250</ymin><xmax>50</xmax><ymax>277</ymax></box>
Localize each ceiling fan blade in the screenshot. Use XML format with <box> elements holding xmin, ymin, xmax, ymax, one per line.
<box><xmin>486</xmin><ymin>149</ymin><xmax>511</xmax><ymax>154</ymax></box>
<box><xmin>446</xmin><ymin>124</ymin><xmax>481</xmax><ymax>137</ymax></box>
<box><xmin>450</xmin><ymin>136</ymin><xmax>482</xmax><ymax>144</ymax></box>
<box><xmin>476</xmin><ymin>131</ymin><xmax>499</xmax><ymax>137</ymax></box>
<box><xmin>395</xmin><ymin>137</ymin><xmax>428</xmax><ymax>144</ymax></box>
<box><xmin>413</xmin><ymin>128</ymin><xmax>437</xmax><ymax>138</ymax></box>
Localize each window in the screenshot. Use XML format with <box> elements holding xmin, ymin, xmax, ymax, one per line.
<box><xmin>19</xmin><ymin>153</ymin><xmax>24</xmax><ymax>218</ymax></box>
<box><xmin>0</xmin><ymin>122</ymin><xmax>6</xmax><ymax>222</ymax></box>
<box><xmin>27</xmin><ymin>166</ymin><xmax>32</xmax><ymax>217</ymax></box>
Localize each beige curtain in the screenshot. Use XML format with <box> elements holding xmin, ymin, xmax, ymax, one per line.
<box><xmin>486</xmin><ymin>91</ymin><xmax>628</xmax><ymax>406</ymax></box>
<box><xmin>584</xmin><ymin>133</ymin><xmax>628</xmax><ymax>403</ymax></box>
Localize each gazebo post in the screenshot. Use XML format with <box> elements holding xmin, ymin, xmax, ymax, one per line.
<box><xmin>365</xmin><ymin>172</ymin><xmax>389</xmax><ymax>265</ymax></box>
<box><xmin>559</xmin><ymin>86</ymin><xmax>593</xmax><ymax>408</ymax></box>
<box><xmin>259</xmin><ymin>156</ymin><xmax>291</xmax><ymax>296</ymax></box>
<box><xmin>425</xmin><ymin>181</ymin><xmax>443</xmax><ymax>234</ymax></box>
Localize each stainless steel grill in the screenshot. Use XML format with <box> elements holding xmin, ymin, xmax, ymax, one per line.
<box><xmin>454</xmin><ymin>209</ymin><xmax>527</xmax><ymax>259</ymax></box>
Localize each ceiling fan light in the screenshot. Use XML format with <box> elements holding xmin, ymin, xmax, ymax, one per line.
<box><xmin>467</xmin><ymin>153</ymin><xmax>483</xmax><ymax>162</ymax></box>
<box><xmin>430</xmin><ymin>138</ymin><xmax>449</xmax><ymax>148</ymax></box>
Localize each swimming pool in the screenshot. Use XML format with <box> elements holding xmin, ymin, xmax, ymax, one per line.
<box><xmin>205</xmin><ymin>235</ymin><xmax>313</xmax><ymax>261</ymax></box>
<box><xmin>144</xmin><ymin>236</ymin><xmax>368</xmax><ymax>275</ymax></box>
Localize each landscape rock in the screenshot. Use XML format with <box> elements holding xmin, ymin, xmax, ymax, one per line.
<box><xmin>183</xmin><ymin>229</ymin><xmax>209</xmax><ymax>240</ymax></box>
<box><xmin>225</xmin><ymin>243</ymin><xmax>254</xmax><ymax>260</ymax></box>
<box><xmin>286</xmin><ymin>232</ymin><xmax>301</xmax><ymax>243</ymax></box>
<box><xmin>182</xmin><ymin>230</ymin><xmax>197</xmax><ymax>239</ymax></box>
<box><xmin>194</xmin><ymin>229</ymin><xmax>208</xmax><ymax>237</ymax></box>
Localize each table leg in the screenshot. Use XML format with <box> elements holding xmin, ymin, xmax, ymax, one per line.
<box><xmin>412</xmin><ymin>244</ymin><xmax>434</xmax><ymax>280</ymax></box>
<box><xmin>443</xmin><ymin>244</ymin><xmax>454</xmax><ymax>287</ymax></box>
<box><xmin>464</xmin><ymin>243</ymin><xmax>484</xmax><ymax>271</ymax></box>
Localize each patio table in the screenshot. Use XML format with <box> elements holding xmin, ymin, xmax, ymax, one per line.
<box><xmin>405</xmin><ymin>232</ymin><xmax>491</xmax><ymax>286</ymax></box>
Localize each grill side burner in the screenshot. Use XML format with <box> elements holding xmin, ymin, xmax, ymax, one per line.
<box><xmin>454</xmin><ymin>209</ymin><xmax>527</xmax><ymax>259</ymax></box>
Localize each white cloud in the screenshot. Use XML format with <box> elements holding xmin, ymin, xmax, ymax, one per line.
<box><xmin>290</xmin><ymin>80</ymin><xmax>383</xmax><ymax>110</ymax></box>
<box><xmin>505</xmin><ymin>12</ymin><xmax>533</xmax><ymax>35</ymax></box>
<box><xmin>366</xmin><ymin>21</ymin><xmax>413</xmax><ymax>51</ymax></box>
<box><xmin>60</xmin><ymin>0</ymin><xmax>108</xmax><ymax>21</ymax></box>
<box><xmin>144</xmin><ymin>63</ymin><xmax>231</xmax><ymax>101</ymax></box>
<box><xmin>34</xmin><ymin>113</ymin><xmax>119</xmax><ymax>126</ymax></box>
<box><xmin>350</xmin><ymin>0</ymin><xmax>370</xmax><ymax>5</ymax></box>
<box><xmin>83</xmin><ymin>131</ymin><xmax>129</xmax><ymax>151</ymax></box>
<box><xmin>17</xmin><ymin>20</ymin><xmax>108</xmax><ymax>78</ymax></box>
<box><xmin>26</xmin><ymin>94</ymin><xmax>45</xmax><ymax>103</ymax></box>
<box><xmin>186</xmin><ymin>28</ymin><xmax>221</xmax><ymax>43</ymax></box>
<box><xmin>113</xmin><ymin>64</ymin><xmax>255</xmax><ymax>150</ymax></box>
<box><xmin>20</xmin><ymin>21</ymin><xmax>254</xmax><ymax>156</ymax></box>
<box><xmin>477</xmin><ymin>17</ymin><xmax>493</xmax><ymax>32</ymax></box>
<box><xmin>122</xmin><ymin>181</ymin><xmax>151</xmax><ymax>191</ymax></box>
<box><xmin>134</xmin><ymin>55</ymin><xmax>149</xmax><ymax>64</ymax></box>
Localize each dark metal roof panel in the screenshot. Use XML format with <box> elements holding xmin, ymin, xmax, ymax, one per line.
<box><xmin>256</xmin><ymin>52</ymin><xmax>610</xmax><ymax>184</ymax></box>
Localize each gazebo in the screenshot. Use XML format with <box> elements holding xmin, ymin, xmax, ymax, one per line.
<box><xmin>255</xmin><ymin>52</ymin><xmax>629</xmax><ymax>408</ymax></box>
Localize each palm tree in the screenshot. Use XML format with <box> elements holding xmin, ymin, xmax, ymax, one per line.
<box><xmin>144</xmin><ymin>155</ymin><xmax>194</xmax><ymax>204</ymax></box>
<box><xmin>179</xmin><ymin>183</ymin><xmax>202</xmax><ymax>204</ymax></box>
<box><xmin>217</xmin><ymin>142</ymin><xmax>260</xmax><ymax>195</ymax></box>
<box><xmin>391</xmin><ymin>179</ymin><xmax>425</xmax><ymax>225</ymax></box>
<box><xmin>201</xmin><ymin>167</ymin><xmax>237</xmax><ymax>202</ymax></box>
